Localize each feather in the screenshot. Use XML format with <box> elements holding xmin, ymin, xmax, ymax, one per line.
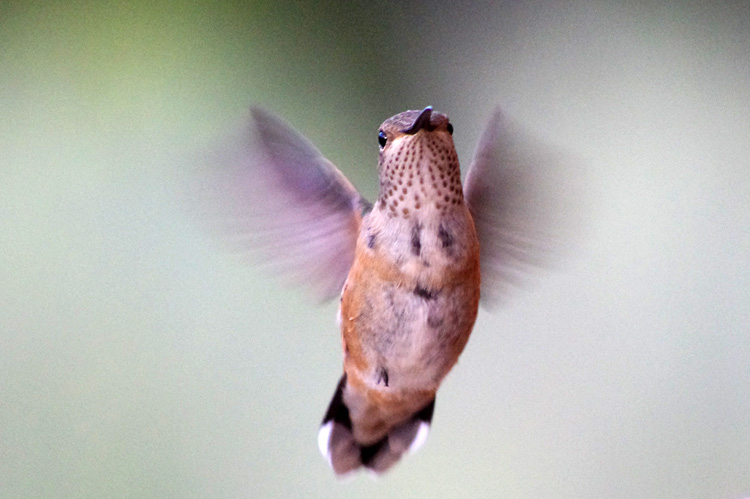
<box><xmin>200</xmin><ymin>107</ymin><xmax>370</xmax><ymax>301</ymax></box>
<box><xmin>464</xmin><ymin>108</ymin><xmax>582</xmax><ymax>305</ymax></box>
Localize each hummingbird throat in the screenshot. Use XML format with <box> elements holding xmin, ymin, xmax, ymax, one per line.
<box><xmin>378</xmin><ymin>134</ymin><xmax>463</xmax><ymax>219</ymax></box>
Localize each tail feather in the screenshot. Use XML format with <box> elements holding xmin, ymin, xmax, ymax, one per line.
<box><xmin>317</xmin><ymin>374</ymin><xmax>435</xmax><ymax>476</ymax></box>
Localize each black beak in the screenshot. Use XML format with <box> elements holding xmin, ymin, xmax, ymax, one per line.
<box><xmin>403</xmin><ymin>106</ymin><xmax>433</xmax><ymax>134</ymax></box>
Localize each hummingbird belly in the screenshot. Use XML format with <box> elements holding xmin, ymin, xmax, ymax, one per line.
<box><xmin>340</xmin><ymin>213</ymin><xmax>480</xmax><ymax>394</ymax></box>
<box><xmin>366</xmin><ymin>279</ymin><xmax>477</xmax><ymax>390</ymax></box>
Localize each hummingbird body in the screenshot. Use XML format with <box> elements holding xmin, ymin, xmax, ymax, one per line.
<box><xmin>209</xmin><ymin>104</ymin><xmax>564</xmax><ymax>476</ymax></box>
<box><xmin>343</xmin><ymin>205</ymin><xmax>480</xmax><ymax>399</ymax></box>
<box><xmin>317</xmin><ymin>108</ymin><xmax>481</xmax><ymax>474</ymax></box>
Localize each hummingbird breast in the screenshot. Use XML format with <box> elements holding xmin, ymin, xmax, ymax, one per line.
<box><xmin>337</xmin><ymin>202</ymin><xmax>480</xmax><ymax>446</ymax></box>
<box><xmin>340</xmin><ymin>201</ymin><xmax>480</xmax><ymax>395</ymax></box>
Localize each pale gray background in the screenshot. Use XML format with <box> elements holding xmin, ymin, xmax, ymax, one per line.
<box><xmin>2</xmin><ymin>1</ymin><xmax>748</xmax><ymax>498</ymax></box>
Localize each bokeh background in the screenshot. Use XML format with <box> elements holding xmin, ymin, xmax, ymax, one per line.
<box><xmin>2</xmin><ymin>1</ymin><xmax>749</xmax><ymax>498</ymax></box>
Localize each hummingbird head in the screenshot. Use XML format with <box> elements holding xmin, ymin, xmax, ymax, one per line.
<box><xmin>376</xmin><ymin>107</ymin><xmax>463</xmax><ymax>218</ymax></box>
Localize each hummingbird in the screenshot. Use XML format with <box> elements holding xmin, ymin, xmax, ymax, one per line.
<box><xmin>203</xmin><ymin>105</ymin><xmax>567</xmax><ymax>476</ymax></box>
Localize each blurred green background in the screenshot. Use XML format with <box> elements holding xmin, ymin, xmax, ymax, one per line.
<box><xmin>2</xmin><ymin>1</ymin><xmax>749</xmax><ymax>498</ymax></box>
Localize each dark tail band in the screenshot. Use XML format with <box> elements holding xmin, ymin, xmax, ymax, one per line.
<box><xmin>318</xmin><ymin>374</ymin><xmax>435</xmax><ymax>476</ymax></box>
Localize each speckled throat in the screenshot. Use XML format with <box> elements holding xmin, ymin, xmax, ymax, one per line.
<box><xmin>377</xmin><ymin>131</ymin><xmax>463</xmax><ymax>220</ymax></box>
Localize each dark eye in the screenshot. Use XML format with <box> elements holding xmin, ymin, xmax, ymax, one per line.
<box><xmin>378</xmin><ymin>130</ymin><xmax>387</xmax><ymax>148</ymax></box>
<box><xmin>447</xmin><ymin>123</ymin><xmax>454</xmax><ymax>135</ymax></box>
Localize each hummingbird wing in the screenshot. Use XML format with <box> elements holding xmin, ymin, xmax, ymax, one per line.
<box><xmin>463</xmin><ymin>108</ymin><xmax>579</xmax><ymax>305</ymax></box>
<box><xmin>201</xmin><ymin>107</ymin><xmax>370</xmax><ymax>301</ymax></box>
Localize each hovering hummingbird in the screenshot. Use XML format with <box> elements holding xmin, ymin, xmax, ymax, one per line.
<box><xmin>204</xmin><ymin>105</ymin><xmax>569</xmax><ymax>476</ymax></box>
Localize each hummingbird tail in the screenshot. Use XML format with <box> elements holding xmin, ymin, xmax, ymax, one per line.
<box><xmin>317</xmin><ymin>374</ymin><xmax>435</xmax><ymax>476</ymax></box>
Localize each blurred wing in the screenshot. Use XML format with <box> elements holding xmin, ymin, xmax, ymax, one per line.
<box><xmin>464</xmin><ymin>108</ymin><xmax>581</xmax><ymax>305</ymax></box>
<box><xmin>200</xmin><ymin>107</ymin><xmax>370</xmax><ymax>301</ymax></box>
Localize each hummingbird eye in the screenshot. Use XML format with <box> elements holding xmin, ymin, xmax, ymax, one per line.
<box><xmin>378</xmin><ymin>130</ymin><xmax>387</xmax><ymax>148</ymax></box>
<box><xmin>447</xmin><ymin>123</ymin><xmax>454</xmax><ymax>135</ymax></box>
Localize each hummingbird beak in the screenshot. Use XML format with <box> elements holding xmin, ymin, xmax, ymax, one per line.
<box><xmin>403</xmin><ymin>106</ymin><xmax>433</xmax><ymax>134</ymax></box>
